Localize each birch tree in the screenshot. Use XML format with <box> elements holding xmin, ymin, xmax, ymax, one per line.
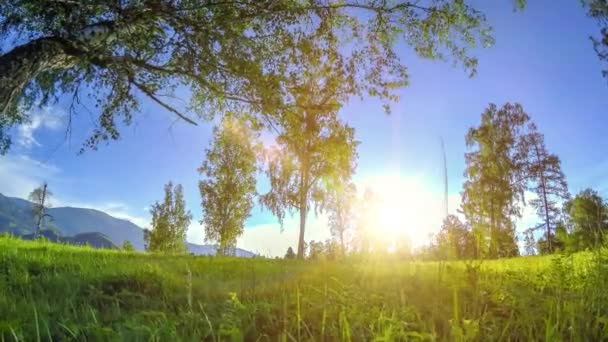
<box><xmin>199</xmin><ymin>117</ymin><xmax>258</xmax><ymax>256</ymax></box>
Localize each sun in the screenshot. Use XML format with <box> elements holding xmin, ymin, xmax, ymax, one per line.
<box><xmin>362</xmin><ymin>175</ymin><xmax>442</xmax><ymax>250</ymax></box>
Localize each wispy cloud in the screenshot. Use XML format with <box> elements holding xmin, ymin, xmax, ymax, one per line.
<box><xmin>62</xmin><ymin>200</ymin><xmax>150</xmax><ymax>228</ymax></box>
<box><xmin>16</xmin><ymin>106</ymin><xmax>64</xmax><ymax>149</ymax></box>
<box><xmin>0</xmin><ymin>154</ymin><xmax>60</xmax><ymax>198</ymax></box>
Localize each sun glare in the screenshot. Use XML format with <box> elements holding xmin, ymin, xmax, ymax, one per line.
<box><xmin>363</xmin><ymin>175</ymin><xmax>443</xmax><ymax>250</ymax></box>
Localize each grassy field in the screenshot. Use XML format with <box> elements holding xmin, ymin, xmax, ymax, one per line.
<box><xmin>0</xmin><ymin>236</ymin><xmax>607</xmax><ymax>341</ymax></box>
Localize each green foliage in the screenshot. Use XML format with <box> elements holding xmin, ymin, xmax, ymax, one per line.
<box><xmin>434</xmin><ymin>215</ymin><xmax>476</xmax><ymax>260</ymax></box>
<box><xmin>260</xmin><ymin>64</ymin><xmax>358</xmax><ymax>259</ymax></box>
<box><xmin>0</xmin><ymin>0</ymin><xmax>497</xmax><ymax>153</ymax></box>
<box><xmin>284</xmin><ymin>246</ymin><xmax>296</xmax><ymax>259</ymax></box>
<box><xmin>2</xmin><ymin>236</ymin><xmax>608</xmax><ymax>340</ymax></box>
<box><xmin>199</xmin><ymin>117</ymin><xmax>258</xmax><ymax>256</ymax></box>
<box><xmin>462</xmin><ymin>103</ymin><xmax>533</xmax><ymax>258</ymax></box>
<box><xmin>524</xmin><ymin>125</ymin><xmax>569</xmax><ymax>253</ymax></box>
<box><xmin>144</xmin><ymin>182</ymin><xmax>191</xmax><ymax>254</ymax></box>
<box><xmin>326</xmin><ymin>182</ymin><xmax>357</xmax><ymax>255</ymax></box>
<box><xmin>564</xmin><ymin>189</ymin><xmax>608</xmax><ymax>250</ymax></box>
<box><xmin>583</xmin><ymin>0</ymin><xmax>608</xmax><ymax>79</ymax></box>
<box><xmin>121</xmin><ymin>240</ymin><xmax>135</xmax><ymax>252</ymax></box>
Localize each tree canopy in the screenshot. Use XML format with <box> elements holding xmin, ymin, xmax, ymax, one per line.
<box><xmin>462</xmin><ymin>103</ymin><xmax>533</xmax><ymax>258</ymax></box>
<box><xmin>0</xmin><ymin>0</ymin><xmax>503</xmax><ymax>154</ymax></box>
<box><xmin>199</xmin><ymin>117</ymin><xmax>259</xmax><ymax>256</ymax></box>
<box><xmin>145</xmin><ymin>182</ymin><xmax>192</xmax><ymax>254</ymax></box>
<box><xmin>564</xmin><ymin>188</ymin><xmax>608</xmax><ymax>250</ymax></box>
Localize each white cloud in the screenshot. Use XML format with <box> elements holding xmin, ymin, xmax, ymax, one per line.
<box><xmin>0</xmin><ymin>154</ymin><xmax>60</xmax><ymax>198</ymax></box>
<box><xmin>238</xmin><ymin>214</ymin><xmax>331</xmax><ymax>257</ymax></box>
<box><xmin>187</xmin><ymin>221</ymin><xmax>206</xmax><ymax>244</ymax></box>
<box><xmin>16</xmin><ymin>106</ymin><xmax>64</xmax><ymax>149</ymax></box>
<box><xmin>64</xmin><ymin>201</ymin><xmax>150</xmax><ymax>228</ymax></box>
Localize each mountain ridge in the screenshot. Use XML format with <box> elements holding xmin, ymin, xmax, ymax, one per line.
<box><xmin>0</xmin><ymin>193</ymin><xmax>255</xmax><ymax>257</ymax></box>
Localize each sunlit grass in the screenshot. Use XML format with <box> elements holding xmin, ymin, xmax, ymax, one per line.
<box><xmin>0</xmin><ymin>235</ymin><xmax>607</xmax><ymax>340</ymax></box>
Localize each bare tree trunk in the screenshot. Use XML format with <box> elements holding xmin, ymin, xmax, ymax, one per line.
<box><xmin>34</xmin><ymin>183</ymin><xmax>48</xmax><ymax>238</ymax></box>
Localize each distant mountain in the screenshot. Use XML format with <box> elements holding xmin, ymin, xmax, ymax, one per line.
<box><xmin>0</xmin><ymin>193</ymin><xmax>256</xmax><ymax>256</ymax></box>
<box><xmin>21</xmin><ymin>230</ymin><xmax>118</xmax><ymax>249</ymax></box>
<box><xmin>187</xmin><ymin>243</ymin><xmax>256</xmax><ymax>258</ymax></box>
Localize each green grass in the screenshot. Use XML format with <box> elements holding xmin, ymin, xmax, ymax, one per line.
<box><xmin>0</xmin><ymin>236</ymin><xmax>607</xmax><ymax>341</ymax></box>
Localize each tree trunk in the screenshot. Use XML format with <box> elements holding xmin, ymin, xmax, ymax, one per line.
<box><xmin>34</xmin><ymin>183</ymin><xmax>48</xmax><ymax>238</ymax></box>
<box><xmin>534</xmin><ymin>143</ymin><xmax>553</xmax><ymax>253</ymax></box>
<box><xmin>0</xmin><ymin>37</ymin><xmax>78</xmax><ymax>116</ymax></box>
<box><xmin>540</xmin><ymin>175</ymin><xmax>552</xmax><ymax>252</ymax></box>
<box><xmin>0</xmin><ymin>19</ymin><xmax>129</xmax><ymax>118</ymax></box>
<box><xmin>297</xmin><ymin>192</ymin><xmax>308</xmax><ymax>259</ymax></box>
<box><xmin>296</xmin><ymin>166</ymin><xmax>309</xmax><ymax>259</ymax></box>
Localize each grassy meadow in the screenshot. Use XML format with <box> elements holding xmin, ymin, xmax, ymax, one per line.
<box><xmin>0</xmin><ymin>236</ymin><xmax>607</xmax><ymax>341</ymax></box>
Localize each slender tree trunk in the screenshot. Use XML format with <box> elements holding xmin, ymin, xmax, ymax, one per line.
<box><xmin>297</xmin><ymin>189</ymin><xmax>308</xmax><ymax>260</ymax></box>
<box><xmin>540</xmin><ymin>175</ymin><xmax>552</xmax><ymax>252</ymax></box>
<box><xmin>297</xmin><ymin>167</ymin><xmax>309</xmax><ymax>259</ymax></box>
<box><xmin>0</xmin><ymin>20</ymin><xmax>132</xmax><ymax>117</ymax></box>
<box><xmin>490</xmin><ymin>198</ymin><xmax>496</xmax><ymax>258</ymax></box>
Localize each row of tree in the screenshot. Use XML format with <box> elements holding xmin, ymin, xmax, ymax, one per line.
<box><xmin>144</xmin><ymin>69</ymin><xmax>359</xmax><ymax>258</ymax></box>
<box><xmin>427</xmin><ymin>103</ymin><xmax>608</xmax><ymax>260</ymax></box>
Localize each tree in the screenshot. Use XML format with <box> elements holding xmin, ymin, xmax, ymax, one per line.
<box><xmin>199</xmin><ymin>117</ymin><xmax>258</xmax><ymax>256</ymax></box>
<box><xmin>260</xmin><ymin>63</ymin><xmax>358</xmax><ymax>259</ymax></box>
<box><xmin>145</xmin><ymin>182</ymin><xmax>192</xmax><ymax>254</ymax></box>
<box><xmin>121</xmin><ymin>240</ymin><xmax>135</xmax><ymax>251</ymax></box>
<box><xmin>524</xmin><ymin>125</ymin><xmax>569</xmax><ymax>253</ymax></box>
<box><xmin>284</xmin><ymin>247</ymin><xmax>296</xmax><ymax>260</ymax></box>
<box><xmin>0</xmin><ymin>1</ymin><xmax>503</xmax><ymax>154</ymax></box>
<box><xmin>564</xmin><ymin>189</ymin><xmax>608</xmax><ymax>250</ymax></box>
<box><xmin>326</xmin><ymin>182</ymin><xmax>357</xmax><ymax>256</ymax></box>
<box><xmin>434</xmin><ymin>215</ymin><xmax>475</xmax><ymax>260</ymax></box>
<box><xmin>523</xmin><ymin>228</ymin><xmax>536</xmax><ymax>256</ymax></box>
<box><xmin>323</xmin><ymin>239</ymin><xmax>340</xmax><ymax>260</ymax></box>
<box><xmin>462</xmin><ymin>103</ymin><xmax>533</xmax><ymax>258</ymax></box>
<box><xmin>354</xmin><ymin>187</ymin><xmax>378</xmax><ymax>254</ymax></box>
<box><xmin>307</xmin><ymin>240</ymin><xmax>325</xmax><ymax>260</ymax></box>
<box><xmin>29</xmin><ymin>182</ymin><xmax>52</xmax><ymax>238</ymax></box>
<box><xmin>583</xmin><ymin>1</ymin><xmax>608</xmax><ymax>80</ymax></box>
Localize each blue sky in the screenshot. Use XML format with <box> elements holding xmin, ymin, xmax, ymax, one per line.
<box><xmin>2</xmin><ymin>1</ymin><xmax>608</xmax><ymax>256</ymax></box>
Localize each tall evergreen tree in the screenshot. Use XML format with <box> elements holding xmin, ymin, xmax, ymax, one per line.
<box><xmin>462</xmin><ymin>103</ymin><xmax>533</xmax><ymax>258</ymax></box>
<box><xmin>199</xmin><ymin>117</ymin><xmax>258</xmax><ymax>256</ymax></box>
<box><xmin>260</xmin><ymin>63</ymin><xmax>358</xmax><ymax>259</ymax></box>
<box><xmin>524</xmin><ymin>125</ymin><xmax>569</xmax><ymax>253</ymax></box>
<box><xmin>145</xmin><ymin>182</ymin><xmax>192</xmax><ymax>254</ymax></box>
<box><xmin>0</xmin><ymin>0</ymin><xmax>499</xmax><ymax>154</ymax></box>
<box><xmin>29</xmin><ymin>182</ymin><xmax>52</xmax><ymax>238</ymax></box>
